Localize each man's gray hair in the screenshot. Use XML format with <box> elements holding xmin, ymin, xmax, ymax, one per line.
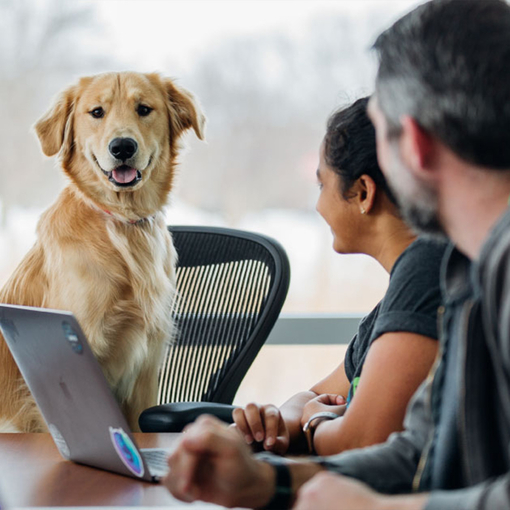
<box><xmin>373</xmin><ymin>0</ymin><xmax>510</xmax><ymax>169</ymax></box>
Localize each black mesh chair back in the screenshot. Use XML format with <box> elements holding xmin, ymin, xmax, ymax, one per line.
<box><xmin>156</xmin><ymin>226</ymin><xmax>290</xmax><ymax>406</ymax></box>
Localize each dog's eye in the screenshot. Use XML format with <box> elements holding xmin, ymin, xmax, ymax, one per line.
<box><xmin>137</xmin><ymin>105</ymin><xmax>153</xmax><ymax>117</ymax></box>
<box><xmin>89</xmin><ymin>107</ymin><xmax>105</xmax><ymax>119</ymax></box>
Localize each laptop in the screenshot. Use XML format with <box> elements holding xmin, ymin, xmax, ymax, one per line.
<box><xmin>0</xmin><ymin>304</ymin><xmax>170</xmax><ymax>482</ymax></box>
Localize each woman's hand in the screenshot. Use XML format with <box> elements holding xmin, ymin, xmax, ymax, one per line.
<box><xmin>301</xmin><ymin>393</ymin><xmax>346</xmax><ymax>428</ymax></box>
<box><xmin>232</xmin><ymin>402</ymin><xmax>290</xmax><ymax>454</ymax></box>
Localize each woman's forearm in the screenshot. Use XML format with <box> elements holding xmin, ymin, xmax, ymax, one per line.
<box><xmin>312</xmin><ymin>415</ymin><xmax>379</xmax><ymax>456</ymax></box>
<box><xmin>279</xmin><ymin>391</ymin><xmax>318</xmax><ymax>452</ymax></box>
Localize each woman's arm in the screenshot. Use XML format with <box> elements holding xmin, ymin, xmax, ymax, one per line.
<box><xmin>309</xmin><ymin>360</ymin><xmax>352</xmax><ymax>397</ymax></box>
<box><xmin>278</xmin><ymin>391</ymin><xmax>322</xmax><ymax>450</ymax></box>
<box><xmin>311</xmin><ymin>331</ymin><xmax>438</xmax><ymax>456</ymax></box>
<box><xmin>279</xmin><ymin>359</ymin><xmax>351</xmax><ymax>442</ymax></box>
<box><xmin>232</xmin><ymin>360</ymin><xmax>350</xmax><ymax>454</ymax></box>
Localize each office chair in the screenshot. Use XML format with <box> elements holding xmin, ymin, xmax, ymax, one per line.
<box><xmin>139</xmin><ymin>225</ymin><xmax>290</xmax><ymax>432</ymax></box>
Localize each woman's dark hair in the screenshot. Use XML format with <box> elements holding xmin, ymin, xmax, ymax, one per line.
<box><xmin>323</xmin><ymin>96</ymin><xmax>397</xmax><ymax>205</ymax></box>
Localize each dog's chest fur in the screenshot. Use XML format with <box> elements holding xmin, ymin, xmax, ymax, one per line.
<box><xmin>41</xmin><ymin>203</ymin><xmax>177</xmax><ymax>401</ymax></box>
<box><xmin>100</xmin><ymin>217</ymin><xmax>177</xmax><ymax>397</ymax></box>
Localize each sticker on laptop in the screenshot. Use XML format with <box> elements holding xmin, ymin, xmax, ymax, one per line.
<box><xmin>49</xmin><ymin>423</ymin><xmax>71</xmax><ymax>459</ymax></box>
<box><xmin>109</xmin><ymin>426</ymin><xmax>145</xmax><ymax>477</ymax></box>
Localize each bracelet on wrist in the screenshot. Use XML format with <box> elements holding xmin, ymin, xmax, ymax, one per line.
<box><xmin>302</xmin><ymin>411</ymin><xmax>339</xmax><ymax>454</ymax></box>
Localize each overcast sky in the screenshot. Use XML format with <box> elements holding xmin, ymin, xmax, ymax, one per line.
<box><xmin>90</xmin><ymin>0</ymin><xmax>424</xmax><ymax>72</ymax></box>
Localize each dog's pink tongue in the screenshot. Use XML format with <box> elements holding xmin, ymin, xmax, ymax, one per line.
<box><xmin>112</xmin><ymin>167</ymin><xmax>137</xmax><ymax>183</ymax></box>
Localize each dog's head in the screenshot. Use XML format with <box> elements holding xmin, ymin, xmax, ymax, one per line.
<box><xmin>35</xmin><ymin>72</ymin><xmax>204</xmax><ymax>212</ymax></box>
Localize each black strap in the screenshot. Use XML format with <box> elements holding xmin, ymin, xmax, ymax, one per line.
<box><xmin>260</xmin><ymin>461</ymin><xmax>293</xmax><ymax>510</ymax></box>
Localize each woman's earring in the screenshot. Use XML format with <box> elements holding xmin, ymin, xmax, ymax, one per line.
<box><xmin>361</xmin><ymin>208</ymin><xmax>366</xmax><ymax>215</ymax></box>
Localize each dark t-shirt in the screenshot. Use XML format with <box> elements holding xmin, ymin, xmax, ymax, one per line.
<box><xmin>344</xmin><ymin>238</ymin><xmax>447</xmax><ymax>405</ymax></box>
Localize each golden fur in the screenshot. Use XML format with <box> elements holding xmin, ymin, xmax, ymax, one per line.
<box><xmin>0</xmin><ymin>72</ymin><xmax>205</xmax><ymax>432</ymax></box>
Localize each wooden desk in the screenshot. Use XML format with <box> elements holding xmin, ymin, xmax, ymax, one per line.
<box><xmin>0</xmin><ymin>433</ymin><xmax>222</xmax><ymax>508</ymax></box>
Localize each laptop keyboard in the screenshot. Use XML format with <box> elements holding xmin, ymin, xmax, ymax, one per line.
<box><xmin>140</xmin><ymin>448</ymin><xmax>170</xmax><ymax>478</ymax></box>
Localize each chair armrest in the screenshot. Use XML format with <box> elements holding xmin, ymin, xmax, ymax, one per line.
<box><xmin>139</xmin><ymin>402</ymin><xmax>238</xmax><ymax>432</ymax></box>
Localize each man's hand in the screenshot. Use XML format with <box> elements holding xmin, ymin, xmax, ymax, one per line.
<box><xmin>232</xmin><ymin>402</ymin><xmax>290</xmax><ymax>454</ymax></box>
<box><xmin>294</xmin><ymin>472</ymin><xmax>428</xmax><ymax>510</ymax></box>
<box><xmin>163</xmin><ymin>415</ymin><xmax>275</xmax><ymax>508</ymax></box>
<box><xmin>301</xmin><ymin>394</ymin><xmax>346</xmax><ymax>428</ymax></box>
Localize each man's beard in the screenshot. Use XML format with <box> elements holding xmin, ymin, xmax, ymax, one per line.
<box><xmin>386</xmin><ymin>143</ymin><xmax>448</xmax><ymax>241</ymax></box>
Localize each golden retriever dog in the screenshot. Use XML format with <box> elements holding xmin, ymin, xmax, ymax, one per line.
<box><xmin>0</xmin><ymin>72</ymin><xmax>204</xmax><ymax>432</ymax></box>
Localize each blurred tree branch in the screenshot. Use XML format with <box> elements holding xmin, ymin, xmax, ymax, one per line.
<box><xmin>0</xmin><ymin>0</ymin><xmax>110</xmax><ymax>227</ymax></box>
<box><xmin>177</xmin><ymin>12</ymin><xmax>376</xmax><ymax>222</ymax></box>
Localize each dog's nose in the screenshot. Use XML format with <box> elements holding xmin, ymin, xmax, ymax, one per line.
<box><xmin>109</xmin><ymin>137</ymin><xmax>138</xmax><ymax>161</ymax></box>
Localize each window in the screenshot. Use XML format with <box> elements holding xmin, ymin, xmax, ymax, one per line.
<box><xmin>0</xmin><ymin>0</ymin><xmax>422</xmax><ymax>316</ymax></box>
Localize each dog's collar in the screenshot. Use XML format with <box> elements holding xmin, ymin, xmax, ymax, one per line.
<box><xmin>102</xmin><ymin>209</ymin><xmax>155</xmax><ymax>225</ymax></box>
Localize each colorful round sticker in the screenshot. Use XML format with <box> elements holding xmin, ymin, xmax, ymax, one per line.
<box><xmin>109</xmin><ymin>427</ymin><xmax>144</xmax><ymax>477</ymax></box>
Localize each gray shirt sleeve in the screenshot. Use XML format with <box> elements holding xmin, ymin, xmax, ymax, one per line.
<box><xmin>424</xmin><ymin>477</ymin><xmax>510</xmax><ymax>510</ymax></box>
<box><xmin>258</xmin><ymin>373</ymin><xmax>505</xmax><ymax>509</ymax></box>
<box><xmin>425</xmin><ymin>485</ymin><xmax>486</xmax><ymax>510</ymax></box>
<box><xmin>316</xmin><ymin>359</ymin><xmax>505</xmax><ymax>510</ymax></box>
<box><xmin>424</xmin><ymin>220</ymin><xmax>510</xmax><ymax>510</ymax></box>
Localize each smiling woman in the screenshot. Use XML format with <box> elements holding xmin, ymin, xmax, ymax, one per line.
<box><xmin>232</xmin><ymin>97</ymin><xmax>446</xmax><ymax>456</ymax></box>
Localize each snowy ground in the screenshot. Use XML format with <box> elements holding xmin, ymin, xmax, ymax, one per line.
<box><xmin>0</xmin><ymin>200</ymin><xmax>388</xmax><ymax>313</ymax></box>
<box><xmin>0</xmin><ymin>200</ymin><xmax>388</xmax><ymax>314</ymax></box>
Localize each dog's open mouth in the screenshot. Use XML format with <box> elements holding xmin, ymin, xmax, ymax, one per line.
<box><xmin>102</xmin><ymin>165</ymin><xmax>142</xmax><ymax>187</ymax></box>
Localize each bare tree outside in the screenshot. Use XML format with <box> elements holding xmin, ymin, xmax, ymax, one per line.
<box><xmin>0</xmin><ymin>0</ymin><xmax>414</xmax><ymax>314</ymax></box>
<box><xmin>176</xmin><ymin>12</ymin><xmax>377</xmax><ymax>224</ymax></box>
<box><xmin>0</xmin><ymin>0</ymin><xmax>111</xmax><ymax>227</ymax></box>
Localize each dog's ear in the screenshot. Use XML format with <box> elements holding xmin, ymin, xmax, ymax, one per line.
<box><xmin>34</xmin><ymin>84</ymin><xmax>77</xmax><ymax>158</ymax></box>
<box><xmin>164</xmin><ymin>78</ymin><xmax>206</xmax><ymax>141</ymax></box>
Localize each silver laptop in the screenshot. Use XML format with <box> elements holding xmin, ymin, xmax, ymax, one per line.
<box><xmin>0</xmin><ymin>304</ymin><xmax>170</xmax><ymax>482</ymax></box>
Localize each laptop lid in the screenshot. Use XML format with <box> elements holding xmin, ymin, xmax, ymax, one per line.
<box><xmin>0</xmin><ymin>304</ymin><xmax>159</xmax><ymax>482</ymax></box>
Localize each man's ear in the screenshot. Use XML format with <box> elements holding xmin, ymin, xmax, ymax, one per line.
<box><xmin>400</xmin><ymin>115</ymin><xmax>434</xmax><ymax>175</ymax></box>
<box><xmin>34</xmin><ymin>84</ymin><xmax>77</xmax><ymax>159</ymax></box>
<box><xmin>164</xmin><ymin>78</ymin><xmax>206</xmax><ymax>141</ymax></box>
